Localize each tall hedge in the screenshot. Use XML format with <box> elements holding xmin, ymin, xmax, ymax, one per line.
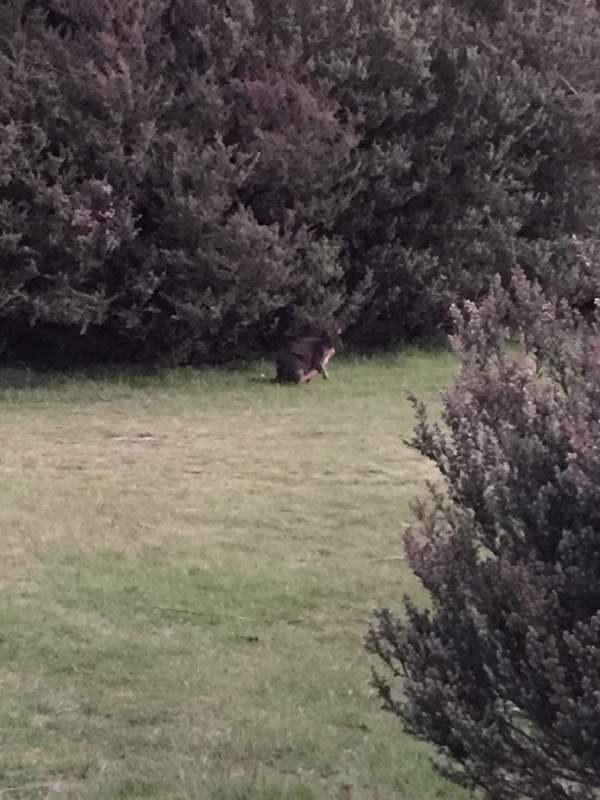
<box><xmin>1</xmin><ymin>0</ymin><xmax>599</xmax><ymax>364</ymax></box>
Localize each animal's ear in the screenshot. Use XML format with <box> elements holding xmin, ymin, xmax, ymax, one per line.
<box><xmin>336</xmin><ymin>326</ymin><xmax>342</xmax><ymax>335</ymax></box>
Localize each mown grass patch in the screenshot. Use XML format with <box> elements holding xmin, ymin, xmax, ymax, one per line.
<box><xmin>0</xmin><ymin>350</ymin><xmax>468</xmax><ymax>799</ymax></box>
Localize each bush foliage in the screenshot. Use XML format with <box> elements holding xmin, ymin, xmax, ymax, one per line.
<box><xmin>1</xmin><ymin>0</ymin><xmax>600</xmax><ymax>363</ymax></box>
<box><xmin>367</xmin><ymin>270</ymin><xmax>600</xmax><ymax>800</ymax></box>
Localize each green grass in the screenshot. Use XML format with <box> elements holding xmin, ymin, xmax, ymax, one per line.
<box><xmin>0</xmin><ymin>349</ymin><xmax>469</xmax><ymax>800</ymax></box>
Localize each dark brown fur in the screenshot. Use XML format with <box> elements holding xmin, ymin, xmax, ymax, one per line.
<box><xmin>274</xmin><ymin>330</ymin><xmax>342</xmax><ymax>384</ymax></box>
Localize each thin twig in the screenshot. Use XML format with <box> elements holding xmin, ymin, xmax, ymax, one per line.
<box><xmin>558</xmin><ymin>73</ymin><xmax>579</xmax><ymax>96</ymax></box>
<box><xmin>296</xmin><ymin>552</ymin><xmax>405</xmax><ymax>564</ymax></box>
<box><xmin>142</xmin><ymin>604</ymin><xmax>254</xmax><ymax>621</ymax></box>
<box><xmin>0</xmin><ymin>783</ymin><xmax>55</xmax><ymax>797</ymax></box>
<box><xmin>366</xmin><ymin>555</ymin><xmax>405</xmax><ymax>562</ymax></box>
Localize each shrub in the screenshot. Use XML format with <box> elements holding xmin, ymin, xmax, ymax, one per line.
<box><xmin>367</xmin><ymin>270</ymin><xmax>600</xmax><ymax>799</ymax></box>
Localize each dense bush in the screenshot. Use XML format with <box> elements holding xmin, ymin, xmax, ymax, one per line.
<box><xmin>1</xmin><ymin>0</ymin><xmax>600</xmax><ymax>363</ymax></box>
<box><xmin>367</xmin><ymin>270</ymin><xmax>600</xmax><ymax>799</ymax></box>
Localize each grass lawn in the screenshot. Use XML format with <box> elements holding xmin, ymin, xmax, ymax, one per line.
<box><xmin>0</xmin><ymin>350</ymin><xmax>470</xmax><ymax>800</ymax></box>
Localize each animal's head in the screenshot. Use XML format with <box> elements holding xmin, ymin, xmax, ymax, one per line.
<box><xmin>318</xmin><ymin>327</ymin><xmax>343</xmax><ymax>353</ymax></box>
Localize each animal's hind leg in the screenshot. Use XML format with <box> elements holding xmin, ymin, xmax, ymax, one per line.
<box><xmin>275</xmin><ymin>355</ymin><xmax>306</xmax><ymax>384</ymax></box>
